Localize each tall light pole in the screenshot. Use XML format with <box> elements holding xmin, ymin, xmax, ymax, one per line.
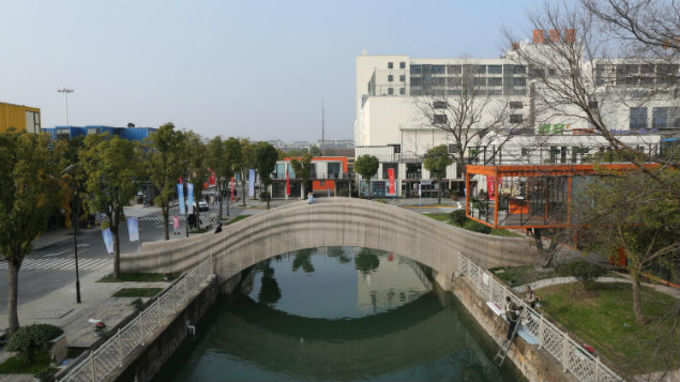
<box><xmin>61</xmin><ymin>163</ymin><xmax>82</xmax><ymax>304</ymax></box>
<box><xmin>57</xmin><ymin>88</ymin><xmax>75</xmax><ymax>126</ymax></box>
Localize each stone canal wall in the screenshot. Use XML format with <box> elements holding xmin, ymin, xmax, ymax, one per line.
<box><xmin>121</xmin><ymin>198</ymin><xmax>539</xmax><ymax>280</ymax></box>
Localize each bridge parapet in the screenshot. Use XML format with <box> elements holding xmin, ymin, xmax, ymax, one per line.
<box><xmin>121</xmin><ymin>198</ymin><xmax>539</xmax><ymax>278</ymax></box>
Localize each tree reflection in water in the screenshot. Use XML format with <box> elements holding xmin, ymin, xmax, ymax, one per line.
<box><xmin>292</xmin><ymin>248</ymin><xmax>315</xmax><ymax>273</ymax></box>
<box><xmin>355</xmin><ymin>248</ymin><xmax>380</xmax><ymax>274</ymax></box>
<box><xmin>257</xmin><ymin>259</ymin><xmax>281</xmax><ymax>306</ymax></box>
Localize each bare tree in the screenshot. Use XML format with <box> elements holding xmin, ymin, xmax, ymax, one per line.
<box><xmin>415</xmin><ymin>65</ymin><xmax>526</xmax><ymax>186</ymax></box>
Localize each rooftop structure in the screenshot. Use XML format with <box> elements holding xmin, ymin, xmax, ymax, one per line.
<box><xmin>0</xmin><ymin>102</ymin><xmax>41</xmax><ymax>134</ymax></box>
<box><xmin>42</xmin><ymin>125</ymin><xmax>157</xmax><ymax>141</ymax></box>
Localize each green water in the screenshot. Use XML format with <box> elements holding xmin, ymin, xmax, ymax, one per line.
<box><xmin>156</xmin><ymin>247</ymin><xmax>524</xmax><ymax>382</ymax></box>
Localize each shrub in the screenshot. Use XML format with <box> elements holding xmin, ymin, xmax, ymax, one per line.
<box><xmin>556</xmin><ymin>261</ymin><xmax>607</xmax><ymax>283</ymax></box>
<box><xmin>463</xmin><ymin>219</ymin><xmax>492</xmax><ymax>234</ymax></box>
<box><xmin>449</xmin><ymin>209</ymin><xmax>467</xmax><ymax>227</ymax></box>
<box><xmin>6</xmin><ymin>324</ymin><xmax>63</xmax><ymax>363</ymax></box>
<box><xmin>34</xmin><ymin>367</ymin><xmax>57</xmax><ymax>382</ymax></box>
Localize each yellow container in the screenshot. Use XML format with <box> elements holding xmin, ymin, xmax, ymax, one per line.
<box><xmin>0</xmin><ymin>102</ymin><xmax>41</xmax><ymax>133</ymax></box>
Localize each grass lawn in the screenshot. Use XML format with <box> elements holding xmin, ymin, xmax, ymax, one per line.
<box><xmin>225</xmin><ymin>215</ymin><xmax>250</xmax><ymax>225</ymax></box>
<box><xmin>0</xmin><ymin>351</ymin><xmax>50</xmax><ymax>374</ymax></box>
<box><xmin>113</xmin><ymin>288</ymin><xmax>163</xmax><ymax>298</ymax></box>
<box><xmin>98</xmin><ymin>272</ymin><xmax>177</xmax><ymax>283</ymax></box>
<box><xmin>423</xmin><ymin>213</ymin><xmax>520</xmax><ymax>237</ymax></box>
<box><xmin>538</xmin><ymin>282</ymin><xmax>680</xmax><ymax>376</ymax></box>
<box><xmin>490</xmin><ymin>265</ymin><xmax>558</xmax><ymax>287</ymax></box>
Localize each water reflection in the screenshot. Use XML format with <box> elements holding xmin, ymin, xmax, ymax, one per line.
<box><xmin>156</xmin><ymin>247</ymin><xmax>524</xmax><ymax>382</ymax></box>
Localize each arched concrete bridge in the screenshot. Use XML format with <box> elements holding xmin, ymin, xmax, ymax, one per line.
<box><xmin>121</xmin><ymin>198</ymin><xmax>538</xmax><ymax>283</ymax></box>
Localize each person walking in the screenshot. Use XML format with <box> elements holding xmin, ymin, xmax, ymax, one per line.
<box><xmin>526</xmin><ymin>286</ymin><xmax>539</xmax><ymax>309</ymax></box>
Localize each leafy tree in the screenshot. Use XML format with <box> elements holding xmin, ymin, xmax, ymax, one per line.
<box><xmin>81</xmin><ymin>134</ymin><xmax>140</xmax><ymax>278</ymax></box>
<box><xmin>206</xmin><ymin>136</ymin><xmax>226</xmax><ymax>219</ymax></box>
<box><xmin>423</xmin><ymin>145</ymin><xmax>453</xmax><ymax>205</ymax></box>
<box><xmin>309</xmin><ymin>145</ymin><xmax>322</xmax><ymax>156</ymax></box>
<box><xmin>0</xmin><ymin>132</ymin><xmax>60</xmax><ymax>334</ymax></box>
<box><xmin>354</xmin><ymin>154</ymin><xmax>379</xmax><ymax>198</ymax></box>
<box><xmin>146</xmin><ymin>123</ymin><xmax>183</xmax><ymax>240</ymax></box>
<box><xmin>223</xmin><ymin>137</ymin><xmax>242</xmax><ymax>216</ymax></box>
<box><xmin>6</xmin><ymin>324</ymin><xmax>63</xmax><ymax>362</ymax></box>
<box><xmin>328</xmin><ymin>246</ymin><xmax>352</xmax><ymax>264</ymax></box>
<box><xmin>291</xmin><ymin>153</ymin><xmax>313</xmax><ymax>199</ymax></box>
<box><xmin>255</xmin><ymin>142</ymin><xmax>278</xmax><ymax>209</ymax></box>
<box><xmin>355</xmin><ymin>249</ymin><xmax>380</xmax><ymax>274</ymax></box>
<box><xmin>577</xmin><ymin>169</ymin><xmax>680</xmax><ymax>322</ymax></box>
<box><xmin>237</xmin><ymin>139</ymin><xmax>257</xmax><ymax>207</ymax></box>
<box><xmin>185</xmin><ymin>132</ymin><xmax>210</xmax><ymax>230</ymax></box>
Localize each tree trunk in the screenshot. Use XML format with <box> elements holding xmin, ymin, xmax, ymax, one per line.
<box><xmin>113</xmin><ymin>218</ymin><xmax>120</xmax><ymax>279</ymax></box>
<box><xmin>266</xmin><ymin>183</ymin><xmax>271</xmax><ymax>209</ymax></box>
<box><xmin>631</xmin><ymin>267</ymin><xmax>644</xmax><ymax>323</ymax></box>
<box><xmin>226</xmin><ymin>194</ymin><xmax>230</xmax><ymax>217</ymax></box>
<box><xmin>8</xmin><ymin>260</ymin><xmax>20</xmax><ymax>334</ymax></box>
<box><xmin>438</xmin><ymin>179</ymin><xmax>442</xmax><ymax>205</ymax></box>
<box><xmin>241</xmin><ymin>172</ymin><xmax>247</xmax><ymax>207</ymax></box>
<box><xmin>218</xmin><ymin>183</ymin><xmax>223</xmax><ymax>220</ymax></box>
<box><xmin>162</xmin><ymin>204</ymin><xmax>169</xmax><ymax>241</ymax></box>
<box><xmin>301</xmin><ymin>182</ymin><xmax>305</xmax><ymax>200</ymax></box>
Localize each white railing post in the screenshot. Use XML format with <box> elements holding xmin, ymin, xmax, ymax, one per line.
<box><xmin>90</xmin><ymin>351</ymin><xmax>95</xmax><ymax>381</ymax></box>
<box><xmin>117</xmin><ymin>328</ymin><xmax>123</xmax><ymax>367</ymax></box>
<box><xmin>538</xmin><ymin>315</ymin><xmax>544</xmax><ymax>349</ymax></box>
<box><xmin>595</xmin><ymin>356</ymin><xmax>600</xmax><ymax>382</ymax></box>
<box><xmin>140</xmin><ymin>310</ymin><xmax>146</xmax><ymax>346</ymax></box>
<box><xmin>562</xmin><ymin>336</ymin><xmax>570</xmax><ymax>372</ymax></box>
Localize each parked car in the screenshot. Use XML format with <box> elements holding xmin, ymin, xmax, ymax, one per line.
<box><xmin>197</xmin><ymin>200</ymin><xmax>209</xmax><ymax>212</ymax></box>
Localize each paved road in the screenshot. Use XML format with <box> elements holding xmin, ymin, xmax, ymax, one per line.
<box><xmin>0</xmin><ymin>203</ymin><xmax>239</xmax><ymax>318</ymax></box>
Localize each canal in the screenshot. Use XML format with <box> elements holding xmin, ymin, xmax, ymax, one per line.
<box><xmin>155</xmin><ymin>247</ymin><xmax>524</xmax><ymax>382</ymax></box>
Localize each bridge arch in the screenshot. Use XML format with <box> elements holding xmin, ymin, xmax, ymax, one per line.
<box><xmin>121</xmin><ymin>198</ymin><xmax>538</xmax><ymax>281</ymax></box>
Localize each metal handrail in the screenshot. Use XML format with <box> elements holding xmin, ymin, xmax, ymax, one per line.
<box><xmin>57</xmin><ymin>255</ymin><xmax>214</xmax><ymax>381</ymax></box>
<box><xmin>456</xmin><ymin>253</ymin><xmax>623</xmax><ymax>382</ymax></box>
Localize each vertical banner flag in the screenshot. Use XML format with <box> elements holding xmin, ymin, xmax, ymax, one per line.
<box><xmin>127</xmin><ymin>217</ymin><xmax>139</xmax><ymax>242</ymax></box>
<box><xmin>387</xmin><ymin>168</ymin><xmax>396</xmax><ymax>196</ymax></box>
<box><xmin>248</xmin><ymin>169</ymin><xmax>255</xmax><ymax>198</ymax></box>
<box><xmin>177</xmin><ymin>184</ymin><xmax>186</xmax><ymax>215</ymax></box>
<box><xmin>102</xmin><ymin>228</ymin><xmax>114</xmax><ymax>254</ymax></box>
<box><xmin>487</xmin><ymin>176</ymin><xmax>501</xmax><ymax>200</ymax></box>
<box><xmin>285</xmin><ymin>164</ymin><xmax>290</xmax><ymax>196</ymax></box>
<box><xmin>187</xmin><ymin>183</ymin><xmax>195</xmax><ymax>214</ymax></box>
<box><xmin>230</xmin><ymin>176</ymin><xmax>235</xmax><ymax>201</ymax></box>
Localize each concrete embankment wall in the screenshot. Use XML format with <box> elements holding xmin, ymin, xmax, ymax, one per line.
<box><xmin>437</xmin><ymin>272</ymin><xmax>579</xmax><ymax>382</ymax></box>
<box><xmin>122</xmin><ymin>198</ymin><xmax>539</xmax><ymax>280</ymax></box>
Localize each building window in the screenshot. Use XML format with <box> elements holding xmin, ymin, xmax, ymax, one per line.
<box><xmin>433</xmin><ymin>114</ymin><xmax>448</xmax><ymax>124</ymax></box>
<box><xmin>399</xmin><ymin>87</ymin><xmax>405</xmax><ymax>95</ymax></box>
<box><xmin>513</xmin><ymin>77</ymin><xmax>526</xmax><ymax>87</ymax></box>
<box><xmin>448</xmin><ymin>89</ymin><xmax>461</xmax><ymax>95</ymax></box>
<box><xmin>513</xmin><ymin>65</ymin><xmax>526</xmax><ymax>74</ymax></box>
<box><xmin>399</xmin><ymin>61</ymin><xmax>405</xmax><ymax>69</ymax></box>
<box><xmin>388</xmin><ymin>87</ymin><xmax>394</xmax><ymax>95</ymax></box>
<box><xmin>475</xmin><ymin>65</ymin><xmax>486</xmax><ymax>74</ymax></box>
<box><xmin>328</xmin><ymin>162</ymin><xmax>341</xmax><ymax>179</ymax></box>
<box><xmin>410</xmin><ymin>65</ymin><xmax>422</xmax><ymax>74</ymax></box>
<box><xmin>411</xmin><ymin>77</ymin><xmax>422</xmax><ymax>86</ymax></box>
<box><xmin>510</xmin><ymin>101</ymin><xmax>523</xmax><ymax>109</ymax></box>
<box><xmin>399</xmin><ymin>74</ymin><xmax>405</xmax><ymax>82</ymax></box>
<box><xmin>433</xmin><ymin>100</ymin><xmax>448</xmax><ymax>109</ymax></box>
<box><xmin>431</xmin><ymin>77</ymin><xmax>445</xmax><ymax>86</ymax></box>
<box><xmin>388</xmin><ymin>62</ymin><xmax>393</xmax><ymax>69</ymax></box>
<box><xmin>474</xmin><ymin>77</ymin><xmax>486</xmax><ymax>86</ymax></box>
<box><xmin>388</xmin><ymin>74</ymin><xmax>394</xmax><ymax>82</ymax></box>
<box><xmin>653</xmin><ymin>107</ymin><xmax>680</xmax><ymax>129</ymax></box>
<box><xmin>431</xmin><ymin>65</ymin><xmax>445</xmax><ymax>74</ymax></box>
<box><xmin>630</xmin><ymin>107</ymin><xmax>648</xmax><ymax>130</ymax></box>
<box><xmin>447</xmin><ymin>77</ymin><xmax>461</xmax><ymax>86</ymax></box>
<box><xmin>510</xmin><ymin>114</ymin><xmax>523</xmax><ymax>124</ymax></box>
<box><xmin>447</xmin><ymin>65</ymin><xmax>461</xmax><ymax>74</ymax></box>
<box><xmin>488</xmin><ymin>65</ymin><xmax>502</xmax><ymax>74</ymax></box>
<box><xmin>488</xmin><ymin>77</ymin><xmax>502</xmax><ymax>87</ymax></box>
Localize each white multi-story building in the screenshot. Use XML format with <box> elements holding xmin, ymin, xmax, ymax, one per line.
<box><xmin>354</xmin><ymin>32</ymin><xmax>677</xmax><ymax>198</ymax></box>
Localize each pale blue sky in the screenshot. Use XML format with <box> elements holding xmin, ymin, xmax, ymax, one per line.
<box><xmin>0</xmin><ymin>0</ymin><xmax>539</xmax><ymax>141</ymax></box>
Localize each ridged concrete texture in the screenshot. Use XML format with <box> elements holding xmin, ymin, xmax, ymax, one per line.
<box><xmin>121</xmin><ymin>198</ymin><xmax>539</xmax><ymax>281</ymax></box>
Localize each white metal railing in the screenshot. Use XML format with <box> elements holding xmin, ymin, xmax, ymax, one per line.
<box><xmin>456</xmin><ymin>253</ymin><xmax>624</xmax><ymax>382</ymax></box>
<box><xmin>57</xmin><ymin>256</ymin><xmax>214</xmax><ymax>382</ymax></box>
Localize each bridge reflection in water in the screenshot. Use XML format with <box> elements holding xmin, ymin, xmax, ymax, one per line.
<box><xmin>155</xmin><ymin>247</ymin><xmax>523</xmax><ymax>382</ymax></box>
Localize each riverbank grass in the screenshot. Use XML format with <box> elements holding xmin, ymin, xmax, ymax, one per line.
<box><xmin>538</xmin><ymin>282</ymin><xmax>679</xmax><ymax>376</ymax></box>
<box><xmin>423</xmin><ymin>212</ymin><xmax>520</xmax><ymax>237</ymax></box>
<box><xmin>98</xmin><ymin>272</ymin><xmax>177</xmax><ymax>282</ymax></box>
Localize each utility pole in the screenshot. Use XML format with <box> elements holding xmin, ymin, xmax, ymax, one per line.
<box><xmin>321</xmin><ymin>98</ymin><xmax>325</xmax><ymax>155</ymax></box>
<box><xmin>57</xmin><ymin>88</ymin><xmax>75</xmax><ymax>125</ymax></box>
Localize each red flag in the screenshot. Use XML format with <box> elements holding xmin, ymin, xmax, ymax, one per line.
<box><xmin>285</xmin><ymin>164</ymin><xmax>291</xmax><ymax>196</ymax></box>
<box><xmin>230</xmin><ymin>177</ymin><xmax>235</xmax><ymax>201</ymax></box>
<box><xmin>387</xmin><ymin>168</ymin><xmax>395</xmax><ymax>195</ymax></box>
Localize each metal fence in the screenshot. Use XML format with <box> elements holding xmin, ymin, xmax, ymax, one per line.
<box><xmin>456</xmin><ymin>253</ymin><xmax>623</xmax><ymax>382</ymax></box>
<box><xmin>57</xmin><ymin>256</ymin><xmax>214</xmax><ymax>382</ymax></box>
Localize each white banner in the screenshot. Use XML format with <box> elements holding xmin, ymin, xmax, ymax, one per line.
<box><xmin>102</xmin><ymin>228</ymin><xmax>114</xmax><ymax>254</ymax></box>
<box><xmin>127</xmin><ymin>217</ymin><xmax>139</xmax><ymax>242</ymax></box>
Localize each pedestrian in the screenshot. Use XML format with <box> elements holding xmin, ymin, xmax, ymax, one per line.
<box><xmin>505</xmin><ymin>296</ymin><xmax>521</xmax><ymax>341</ymax></box>
<box><xmin>214</xmin><ymin>223</ymin><xmax>222</xmax><ymax>234</ymax></box>
<box><xmin>172</xmin><ymin>216</ymin><xmax>180</xmax><ymax>236</ymax></box>
<box><xmin>526</xmin><ymin>286</ymin><xmax>539</xmax><ymax>309</ymax></box>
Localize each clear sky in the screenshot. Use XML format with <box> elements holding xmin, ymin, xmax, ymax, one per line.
<box><xmin>0</xmin><ymin>0</ymin><xmax>539</xmax><ymax>142</ymax></box>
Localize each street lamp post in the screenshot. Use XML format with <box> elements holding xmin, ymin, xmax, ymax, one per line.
<box><xmin>57</xmin><ymin>88</ymin><xmax>75</xmax><ymax>125</ymax></box>
<box><xmin>62</xmin><ymin>164</ymin><xmax>82</xmax><ymax>304</ymax></box>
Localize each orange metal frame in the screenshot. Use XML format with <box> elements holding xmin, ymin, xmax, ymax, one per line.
<box><xmin>464</xmin><ymin>163</ymin><xmax>659</xmax><ymax>229</ymax></box>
